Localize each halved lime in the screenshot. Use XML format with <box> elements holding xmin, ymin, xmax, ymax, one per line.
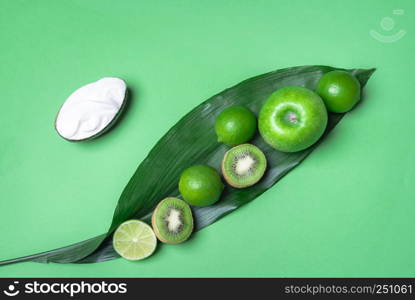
<box><xmin>113</xmin><ymin>220</ymin><xmax>157</xmax><ymax>261</ymax></box>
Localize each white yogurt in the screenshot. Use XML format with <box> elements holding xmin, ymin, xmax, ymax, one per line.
<box><xmin>55</xmin><ymin>77</ymin><xmax>127</xmax><ymax>141</ymax></box>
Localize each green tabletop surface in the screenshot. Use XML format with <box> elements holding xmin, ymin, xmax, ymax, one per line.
<box><xmin>0</xmin><ymin>0</ymin><xmax>414</xmax><ymax>277</ymax></box>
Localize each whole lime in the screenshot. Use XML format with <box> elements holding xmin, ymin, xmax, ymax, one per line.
<box><xmin>258</xmin><ymin>86</ymin><xmax>328</xmax><ymax>152</ymax></box>
<box><xmin>215</xmin><ymin>106</ymin><xmax>257</xmax><ymax>146</ymax></box>
<box><xmin>179</xmin><ymin>165</ymin><xmax>224</xmax><ymax>207</ymax></box>
<box><xmin>316</xmin><ymin>70</ymin><xmax>361</xmax><ymax>113</ymax></box>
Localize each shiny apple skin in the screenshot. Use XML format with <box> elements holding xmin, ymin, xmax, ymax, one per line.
<box><xmin>258</xmin><ymin>86</ymin><xmax>328</xmax><ymax>152</ymax></box>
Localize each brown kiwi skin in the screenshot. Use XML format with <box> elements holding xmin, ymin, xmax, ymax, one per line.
<box><xmin>221</xmin><ymin>144</ymin><xmax>267</xmax><ymax>188</ymax></box>
<box><xmin>151</xmin><ymin>198</ymin><xmax>194</xmax><ymax>244</ymax></box>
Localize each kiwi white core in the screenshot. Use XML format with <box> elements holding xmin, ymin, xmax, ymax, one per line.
<box><xmin>55</xmin><ymin>77</ymin><xmax>126</xmax><ymax>140</ymax></box>
<box><xmin>165</xmin><ymin>209</ymin><xmax>182</xmax><ymax>232</ymax></box>
<box><xmin>235</xmin><ymin>155</ymin><xmax>255</xmax><ymax>175</ymax></box>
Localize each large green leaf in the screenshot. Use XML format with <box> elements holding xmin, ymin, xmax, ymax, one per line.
<box><xmin>0</xmin><ymin>65</ymin><xmax>375</xmax><ymax>266</ymax></box>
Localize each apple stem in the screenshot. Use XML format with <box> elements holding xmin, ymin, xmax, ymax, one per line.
<box><xmin>287</xmin><ymin>112</ymin><xmax>298</xmax><ymax>123</ymax></box>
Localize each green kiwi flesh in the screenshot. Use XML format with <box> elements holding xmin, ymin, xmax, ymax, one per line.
<box><xmin>151</xmin><ymin>197</ymin><xmax>193</xmax><ymax>244</ymax></box>
<box><xmin>221</xmin><ymin>144</ymin><xmax>267</xmax><ymax>188</ymax></box>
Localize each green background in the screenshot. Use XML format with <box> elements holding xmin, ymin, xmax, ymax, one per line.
<box><xmin>0</xmin><ymin>0</ymin><xmax>414</xmax><ymax>277</ymax></box>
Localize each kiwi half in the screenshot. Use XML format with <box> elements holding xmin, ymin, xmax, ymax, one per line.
<box><xmin>151</xmin><ymin>197</ymin><xmax>193</xmax><ymax>244</ymax></box>
<box><xmin>221</xmin><ymin>144</ymin><xmax>267</xmax><ymax>188</ymax></box>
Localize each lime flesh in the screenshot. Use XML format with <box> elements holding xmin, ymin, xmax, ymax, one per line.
<box><xmin>113</xmin><ymin>220</ymin><xmax>157</xmax><ymax>261</ymax></box>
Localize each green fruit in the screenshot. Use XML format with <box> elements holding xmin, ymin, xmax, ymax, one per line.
<box><xmin>222</xmin><ymin>144</ymin><xmax>267</xmax><ymax>188</ymax></box>
<box><xmin>258</xmin><ymin>86</ymin><xmax>328</xmax><ymax>152</ymax></box>
<box><xmin>316</xmin><ymin>70</ymin><xmax>361</xmax><ymax>113</ymax></box>
<box><xmin>215</xmin><ymin>106</ymin><xmax>257</xmax><ymax>146</ymax></box>
<box><xmin>113</xmin><ymin>220</ymin><xmax>157</xmax><ymax>261</ymax></box>
<box><xmin>151</xmin><ymin>197</ymin><xmax>193</xmax><ymax>244</ymax></box>
<box><xmin>179</xmin><ymin>165</ymin><xmax>224</xmax><ymax>207</ymax></box>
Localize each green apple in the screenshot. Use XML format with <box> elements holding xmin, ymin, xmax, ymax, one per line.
<box><xmin>316</xmin><ymin>70</ymin><xmax>361</xmax><ymax>113</ymax></box>
<box><xmin>258</xmin><ymin>86</ymin><xmax>328</xmax><ymax>152</ymax></box>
